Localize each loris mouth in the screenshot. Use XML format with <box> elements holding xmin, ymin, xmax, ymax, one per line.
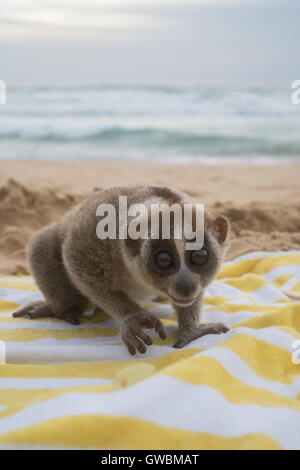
<box><xmin>169</xmin><ymin>295</ymin><xmax>196</xmax><ymax>306</ymax></box>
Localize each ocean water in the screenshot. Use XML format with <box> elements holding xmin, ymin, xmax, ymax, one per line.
<box><xmin>0</xmin><ymin>85</ymin><xmax>299</xmax><ymax>164</ymax></box>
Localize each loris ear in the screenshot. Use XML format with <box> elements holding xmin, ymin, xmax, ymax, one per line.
<box><xmin>211</xmin><ymin>216</ymin><xmax>229</xmax><ymax>244</ymax></box>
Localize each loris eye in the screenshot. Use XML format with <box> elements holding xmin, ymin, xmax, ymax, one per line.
<box><xmin>155</xmin><ymin>252</ymin><xmax>173</xmax><ymax>269</ymax></box>
<box><xmin>191</xmin><ymin>248</ymin><xmax>209</xmax><ymax>266</ymax></box>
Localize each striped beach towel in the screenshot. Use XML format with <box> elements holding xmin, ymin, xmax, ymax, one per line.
<box><xmin>0</xmin><ymin>251</ymin><xmax>300</xmax><ymax>450</ymax></box>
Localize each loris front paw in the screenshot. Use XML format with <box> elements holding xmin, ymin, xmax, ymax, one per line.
<box><xmin>173</xmin><ymin>322</ymin><xmax>229</xmax><ymax>349</ymax></box>
<box><xmin>121</xmin><ymin>312</ymin><xmax>167</xmax><ymax>355</ymax></box>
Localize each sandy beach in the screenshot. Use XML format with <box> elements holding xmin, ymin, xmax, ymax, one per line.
<box><xmin>0</xmin><ymin>160</ymin><xmax>300</xmax><ymax>275</ymax></box>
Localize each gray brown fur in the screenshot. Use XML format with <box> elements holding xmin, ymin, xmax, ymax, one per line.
<box><xmin>13</xmin><ymin>185</ymin><xmax>229</xmax><ymax>354</ymax></box>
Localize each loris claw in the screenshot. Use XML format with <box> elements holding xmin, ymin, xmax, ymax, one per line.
<box><xmin>173</xmin><ymin>322</ymin><xmax>229</xmax><ymax>349</ymax></box>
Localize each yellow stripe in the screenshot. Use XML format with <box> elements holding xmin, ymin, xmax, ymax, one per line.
<box><xmin>233</xmin><ymin>302</ymin><xmax>300</xmax><ymax>330</ymax></box>
<box><xmin>0</xmin><ymin>300</ymin><xmax>19</xmax><ymax>314</ymax></box>
<box><xmin>219</xmin><ymin>258</ymin><xmax>264</xmax><ymax>279</ymax></box>
<box><xmin>219</xmin><ymin>254</ymin><xmax>300</xmax><ymax>279</ymax></box>
<box><xmin>277</xmin><ymin>325</ymin><xmax>300</xmax><ymax>339</ymax></box>
<box><xmin>204</xmin><ymin>302</ymin><xmax>290</xmax><ymax>314</ymax></box>
<box><xmin>0</xmin><ymin>328</ymin><xmax>176</xmax><ymax>344</ymax></box>
<box><xmin>221</xmin><ymin>334</ymin><xmax>299</xmax><ymax>384</ymax></box>
<box><xmin>0</xmin><ymin>316</ymin><xmax>175</xmax><ymax>341</ymax></box>
<box><xmin>0</xmin><ymin>282</ymin><xmax>38</xmax><ymax>292</ymax></box>
<box><xmin>0</xmin><ymin>414</ymin><xmax>281</xmax><ymax>449</ymax></box>
<box><xmin>0</xmin><ymin>385</ymin><xmax>111</xmax><ymax>419</ymax></box>
<box><xmin>162</xmin><ymin>355</ymin><xmax>300</xmax><ymax>411</ymax></box>
<box><xmin>224</xmin><ymin>274</ymin><xmax>268</xmax><ymax>292</ymax></box>
<box><xmin>273</xmin><ymin>274</ymin><xmax>292</xmax><ymax>287</ymax></box>
<box><xmin>0</xmin><ymin>389</ymin><xmax>68</xmax><ymax>409</ymax></box>
<box><xmin>0</xmin><ymin>326</ymin><xmax>120</xmax><ymax>341</ymax></box>
<box><xmin>291</xmin><ymin>281</ymin><xmax>300</xmax><ymax>292</ymax></box>
<box><xmin>0</xmin><ymin>276</ymin><xmax>32</xmax><ymax>280</ymax></box>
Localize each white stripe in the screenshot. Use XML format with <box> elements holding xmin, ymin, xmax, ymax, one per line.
<box><xmin>261</xmin><ymin>265</ymin><xmax>298</xmax><ymax>282</ymax></box>
<box><xmin>249</xmin><ymin>284</ymin><xmax>288</xmax><ymax>303</ymax></box>
<box><xmin>0</xmin><ymin>443</ymin><xmax>76</xmax><ymax>450</ymax></box>
<box><xmin>4</xmin><ymin>339</ymin><xmax>190</xmax><ymax>364</ymax></box>
<box><xmin>0</xmin><ymin>278</ymin><xmax>35</xmax><ymax>284</ymax></box>
<box><xmin>3</xmin><ymin>304</ymin><xmax>173</xmax><ymax>325</ymax></box>
<box><xmin>207</xmin><ymin>282</ymin><xmax>287</xmax><ymax>303</ymax></box>
<box><xmin>198</xmin><ymin>348</ymin><xmax>300</xmax><ymax>399</ymax></box>
<box><xmin>226</xmin><ymin>297</ymin><xmax>254</xmax><ymax>305</ymax></box>
<box><xmin>0</xmin><ymin>290</ymin><xmax>43</xmax><ymax>305</ymax></box>
<box><xmin>2</xmin><ymin>324</ymin><xmax>296</xmax><ymax>363</ymax></box>
<box><xmin>0</xmin><ymin>319</ymin><xmax>116</xmax><ymax>331</ymax></box>
<box><xmin>207</xmin><ymin>282</ymin><xmax>247</xmax><ymax>298</ymax></box>
<box><xmin>232</xmin><ymin>326</ymin><xmax>298</xmax><ymax>352</ymax></box>
<box><xmin>159</xmin><ymin>325</ymin><xmax>297</xmax><ymax>355</ymax></box>
<box><xmin>281</xmin><ymin>268</ymin><xmax>300</xmax><ymax>292</ymax></box>
<box><xmin>4</xmin><ymin>337</ymin><xmax>121</xmax><ymax>347</ymax></box>
<box><xmin>0</xmin><ymin>377</ymin><xmax>300</xmax><ymax>449</ymax></box>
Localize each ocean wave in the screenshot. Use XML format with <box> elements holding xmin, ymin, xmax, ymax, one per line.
<box><xmin>0</xmin><ymin>126</ymin><xmax>300</xmax><ymax>157</ymax></box>
<box><xmin>2</xmin><ymin>86</ymin><xmax>299</xmax><ymax>118</ymax></box>
<box><xmin>0</xmin><ymin>85</ymin><xmax>300</xmax><ymax>161</ymax></box>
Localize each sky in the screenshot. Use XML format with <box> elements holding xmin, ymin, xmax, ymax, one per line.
<box><xmin>0</xmin><ymin>0</ymin><xmax>299</xmax><ymax>86</ymax></box>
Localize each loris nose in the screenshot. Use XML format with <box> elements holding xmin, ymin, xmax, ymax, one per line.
<box><xmin>173</xmin><ymin>276</ymin><xmax>197</xmax><ymax>299</ymax></box>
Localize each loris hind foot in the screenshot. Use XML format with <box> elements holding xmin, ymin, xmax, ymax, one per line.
<box><xmin>12</xmin><ymin>300</ymin><xmax>81</xmax><ymax>325</ymax></box>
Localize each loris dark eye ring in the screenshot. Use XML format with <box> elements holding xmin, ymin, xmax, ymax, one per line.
<box><xmin>191</xmin><ymin>248</ymin><xmax>209</xmax><ymax>266</ymax></box>
<box><xmin>155</xmin><ymin>252</ymin><xmax>173</xmax><ymax>269</ymax></box>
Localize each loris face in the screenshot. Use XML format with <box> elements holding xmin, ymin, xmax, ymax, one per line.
<box><xmin>124</xmin><ymin>216</ymin><xmax>228</xmax><ymax>307</ymax></box>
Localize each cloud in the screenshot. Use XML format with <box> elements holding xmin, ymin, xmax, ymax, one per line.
<box><xmin>0</xmin><ymin>0</ymin><xmax>299</xmax><ymax>85</ymax></box>
<box><xmin>0</xmin><ymin>2</ymin><xmax>172</xmax><ymax>34</ymax></box>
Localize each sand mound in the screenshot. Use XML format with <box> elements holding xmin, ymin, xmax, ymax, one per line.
<box><xmin>0</xmin><ymin>177</ymin><xmax>300</xmax><ymax>273</ymax></box>
<box><xmin>215</xmin><ymin>202</ymin><xmax>300</xmax><ymax>234</ymax></box>
<box><xmin>0</xmin><ymin>179</ymin><xmax>81</xmax><ymax>274</ymax></box>
<box><xmin>210</xmin><ymin>202</ymin><xmax>300</xmax><ymax>259</ymax></box>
